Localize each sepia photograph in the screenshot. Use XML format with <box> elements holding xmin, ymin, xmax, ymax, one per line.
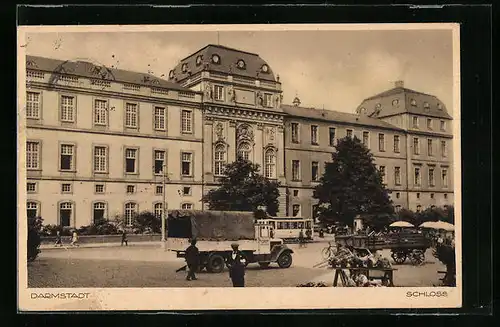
<box><xmin>17</xmin><ymin>23</ymin><xmax>461</xmax><ymax>311</ymax></box>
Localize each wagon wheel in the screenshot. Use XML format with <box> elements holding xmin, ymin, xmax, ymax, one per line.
<box><xmin>410</xmin><ymin>250</ymin><xmax>425</xmax><ymax>266</ymax></box>
<box><xmin>321</xmin><ymin>247</ymin><xmax>333</xmax><ymax>260</ymax></box>
<box><xmin>391</xmin><ymin>250</ymin><xmax>407</xmax><ymax>264</ymax></box>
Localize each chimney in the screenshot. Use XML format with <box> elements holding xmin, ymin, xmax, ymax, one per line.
<box><xmin>395</xmin><ymin>80</ymin><xmax>404</xmax><ymax>88</ymax></box>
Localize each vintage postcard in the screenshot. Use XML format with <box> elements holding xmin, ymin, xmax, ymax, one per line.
<box><xmin>17</xmin><ymin>23</ymin><xmax>462</xmax><ymax>311</ymax></box>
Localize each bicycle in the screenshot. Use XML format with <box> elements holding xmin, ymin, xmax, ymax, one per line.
<box><xmin>321</xmin><ymin>241</ymin><xmax>336</xmax><ymax>260</ymax></box>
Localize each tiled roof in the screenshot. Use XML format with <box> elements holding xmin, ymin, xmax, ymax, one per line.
<box><xmin>26</xmin><ymin>55</ymin><xmax>195</xmax><ymax>92</ymax></box>
<box><xmin>281</xmin><ymin>104</ymin><xmax>403</xmax><ymax>131</ymax></box>
<box><xmin>169</xmin><ymin>44</ymin><xmax>277</xmax><ymax>83</ymax></box>
<box><xmin>360</xmin><ymin>86</ymin><xmax>453</xmax><ymax>120</ymax></box>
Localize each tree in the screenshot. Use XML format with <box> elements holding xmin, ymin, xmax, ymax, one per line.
<box><xmin>28</xmin><ymin>216</ymin><xmax>43</xmax><ymax>262</ymax></box>
<box><xmin>133</xmin><ymin>211</ymin><xmax>161</xmax><ymax>234</ymax></box>
<box><xmin>443</xmin><ymin>205</ymin><xmax>455</xmax><ymax>224</ymax></box>
<box><xmin>313</xmin><ymin>136</ymin><xmax>394</xmax><ymax>226</ymax></box>
<box><xmin>202</xmin><ymin>158</ymin><xmax>281</xmax><ymax>215</ymax></box>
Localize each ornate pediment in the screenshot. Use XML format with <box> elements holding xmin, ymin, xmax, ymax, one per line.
<box><xmin>236</xmin><ymin>124</ymin><xmax>254</xmax><ymax>142</ymax></box>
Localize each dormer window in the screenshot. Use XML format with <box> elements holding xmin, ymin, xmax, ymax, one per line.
<box><xmin>212</xmin><ymin>54</ymin><xmax>220</xmax><ymax>64</ymax></box>
<box><xmin>392</xmin><ymin>99</ymin><xmax>399</xmax><ymax>106</ymax></box>
<box><xmin>182</xmin><ymin>63</ymin><xmax>188</xmax><ymax>73</ymax></box>
<box><xmin>237</xmin><ymin>59</ymin><xmax>246</xmax><ymax>70</ymax></box>
<box><xmin>168</xmin><ymin>70</ymin><xmax>175</xmax><ymax>79</ymax></box>
<box><xmin>376</xmin><ymin>103</ymin><xmax>381</xmax><ymax>109</ymax></box>
<box><xmin>424</xmin><ymin>102</ymin><xmax>430</xmax><ymax>112</ymax></box>
<box><xmin>196</xmin><ymin>55</ymin><xmax>203</xmax><ymax>66</ymax></box>
<box><xmin>261</xmin><ymin>64</ymin><xmax>269</xmax><ymax>73</ymax></box>
<box><xmin>437</xmin><ymin>103</ymin><xmax>443</xmax><ymax>110</ymax></box>
<box><xmin>410</xmin><ymin>99</ymin><xmax>417</xmax><ymax>106</ymax></box>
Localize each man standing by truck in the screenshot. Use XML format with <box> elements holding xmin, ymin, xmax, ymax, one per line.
<box><xmin>185</xmin><ymin>239</ymin><xmax>199</xmax><ymax>281</ymax></box>
<box><xmin>226</xmin><ymin>243</ymin><xmax>246</xmax><ymax>287</ymax></box>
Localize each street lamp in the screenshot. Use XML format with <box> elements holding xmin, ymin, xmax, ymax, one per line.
<box><xmin>161</xmin><ymin>163</ymin><xmax>169</xmax><ymax>249</ymax></box>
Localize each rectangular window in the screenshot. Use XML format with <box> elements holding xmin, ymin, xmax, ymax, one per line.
<box><xmin>440</xmin><ymin>120</ymin><xmax>446</xmax><ymax>131</ymax></box>
<box><xmin>311</xmin><ymin>161</ymin><xmax>319</xmax><ymax>182</ymax></box>
<box><xmin>329</xmin><ymin>127</ymin><xmax>336</xmax><ymax>146</ymax></box>
<box><xmin>414</xmin><ymin>167</ymin><xmax>421</xmax><ymax>186</ymax></box>
<box><xmin>428</xmin><ymin>139</ymin><xmax>433</xmax><ymax>156</ymax></box>
<box><xmin>394</xmin><ymin>167</ymin><xmax>401</xmax><ymax>185</ymax></box>
<box><xmin>442</xmin><ymin>169</ymin><xmax>448</xmax><ymax>187</ymax></box>
<box><xmin>441</xmin><ymin>140</ymin><xmax>447</xmax><ymax>157</ymax></box>
<box><xmin>292</xmin><ymin>204</ymin><xmax>301</xmax><ymax>217</ymax></box>
<box><xmin>93</xmin><ymin>99</ymin><xmax>108</xmax><ymax>125</ymax></box>
<box><xmin>214</xmin><ymin>85</ymin><xmax>224</xmax><ymax>101</ymax></box>
<box><xmin>311</xmin><ymin>125</ymin><xmax>318</xmax><ymax>145</ymax></box>
<box><xmin>427</xmin><ymin>118</ymin><xmax>433</xmax><ymax>130</ymax></box>
<box><xmin>429</xmin><ymin>168</ymin><xmax>435</xmax><ymax>187</ymax></box>
<box><xmin>125</xmin><ymin>102</ymin><xmax>138</xmax><ymax>128</ymax></box>
<box><xmin>181</xmin><ymin>203</ymin><xmax>193</xmax><ymax>210</ymax></box>
<box><xmin>396</xmin><ymin>192</ymin><xmax>400</xmax><ymax>199</ymax></box>
<box><xmin>378</xmin><ymin>133</ymin><xmax>385</xmax><ymax>152</ymax></box>
<box><xmin>183</xmin><ymin>186</ymin><xmax>191</xmax><ymax>195</ymax></box>
<box><xmin>181</xmin><ymin>152</ymin><xmax>192</xmax><ymax>176</ymax></box>
<box><xmin>412</xmin><ymin>116</ymin><xmax>419</xmax><ymax>128</ymax></box>
<box><xmin>346</xmin><ymin>129</ymin><xmax>353</xmax><ymax>139</ymax></box>
<box><xmin>379</xmin><ymin>166</ymin><xmax>386</xmax><ymax>183</ymax></box>
<box><xmin>125</xmin><ymin>148</ymin><xmax>137</xmax><ymax>173</ymax></box>
<box><xmin>293</xmin><ymin>190</ymin><xmax>299</xmax><ymax>197</ymax></box>
<box><xmin>26</xmin><ymin>141</ymin><xmax>40</xmax><ymax>170</ymax></box>
<box><xmin>27</xmin><ymin>182</ymin><xmax>37</xmax><ymax>193</ymax></box>
<box><xmin>93</xmin><ymin>202</ymin><xmax>106</xmax><ymax>223</ymax></box>
<box><xmin>126</xmin><ymin>185</ymin><xmax>136</xmax><ymax>194</ymax></box>
<box><xmin>124</xmin><ymin>203</ymin><xmax>137</xmax><ymax>226</ymax></box>
<box><xmin>393</xmin><ymin>135</ymin><xmax>400</xmax><ymax>153</ymax></box>
<box><xmin>26</xmin><ymin>91</ymin><xmax>40</xmax><ymax>119</ymax></box>
<box><xmin>95</xmin><ymin>184</ymin><xmax>104</xmax><ymax>194</ymax></box>
<box><xmin>61</xmin><ymin>183</ymin><xmax>72</xmax><ymax>193</ymax></box>
<box><xmin>291</xmin><ymin>123</ymin><xmax>299</xmax><ymax>143</ymax></box>
<box><xmin>155</xmin><ymin>185</ymin><xmax>163</xmax><ymax>195</ymax></box>
<box><xmin>181</xmin><ymin>110</ymin><xmax>192</xmax><ymax>133</ymax></box>
<box><xmin>413</xmin><ymin>138</ymin><xmax>420</xmax><ymax>155</ymax></box>
<box><xmin>154</xmin><ymin>203</ymin><xmax>163</xmax><ymax>219</ymax></box>
<box><xmin>154</xmin><ymin>150</ymin><xmax>165</xmax><ymax>175</ymax></box>
<box><xmin>292</xmin><ymin>160</ymin><xmax>301</xmax><ymax>181</ymax></box>
<box><xmin>60</xmin><ymin>144</ymin><xmax>75</xmax><ymax>171</ymax></box>
<box><xmin>60</xmin><ymin>95</ymin><xmax>75</xmax><ymax>122</ymax></box>
<box><xmin>264</xmin><ymin>93</ymin><xmax>273</xmax><ymax>107</ymax></box>
<box><xmin>154</xmin><ymin>106</ymin><xmax>166</xmax><ymax>130</ymax></box>
<box><xmin>362</xmin><ymin>131</ymin><xmax>369</xmax><ymax>147</ymax></box>
<box><xmin>93</xmin><ymin>146</ymin><xmax>107</xmax><ymax>173</ymax></box>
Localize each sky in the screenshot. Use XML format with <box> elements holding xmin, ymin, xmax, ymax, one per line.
<box><xmin>24</xmin><ymin>27</ymin><xmax>455</xmax><ymax>114</ymax></box>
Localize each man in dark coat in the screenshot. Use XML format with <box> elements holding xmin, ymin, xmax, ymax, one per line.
<box><xmin>184</xmin><ymin>239</ymin><xmax>199</xmax><ymax>281</ymax></box>
<box><xmin>226</xmin><ymin>243</ymin><xmax>246</xmax><ymax>287</ymax></box>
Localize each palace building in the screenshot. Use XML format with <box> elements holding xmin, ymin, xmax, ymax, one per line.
<box><xmin>23</xmin><ymin>44</ymin><xmax>454</xmax><ymax>227</ymax></box>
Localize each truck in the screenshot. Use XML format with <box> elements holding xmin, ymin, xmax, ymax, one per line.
<box><xmin>166</xmin><ymin>210</ymin><xmax>295</xmax><ymax>273</ymax></box>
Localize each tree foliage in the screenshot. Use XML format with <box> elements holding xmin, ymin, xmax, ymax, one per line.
<box><xmin>202</xmin><ymin>158</ymin><xmax>281</xmax><ymax>216</ymax></box>
<box><xmin>28</xmin><ymin>216</ymin><xmax>43</xmax><ymax>262</ymax></box>
<box><xmin>313</xmin><ymin>136</ymin><xmax>394</xmax><ymax>226</ymax></box>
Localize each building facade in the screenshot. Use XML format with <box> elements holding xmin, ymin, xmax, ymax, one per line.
<box><xmin>22</xmin><ymin>45</ymin><xmax>454</xmax><ymax>227</ymax></box>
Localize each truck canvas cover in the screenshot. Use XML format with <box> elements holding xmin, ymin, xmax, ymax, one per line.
<box><xmin>167</xmin><ymin>210</ymin><xmax>256</xmax><ymax>241</ymax></box>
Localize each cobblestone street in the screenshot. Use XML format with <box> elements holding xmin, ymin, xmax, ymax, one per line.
<box><xmin>28</xmin><ymin>239</ymin><xmax>446</xmax><ymax>288</ymax></box>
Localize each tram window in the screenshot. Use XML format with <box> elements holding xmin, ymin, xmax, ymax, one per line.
<box><xmin>306</xmin><ymin>221</ymin><xmax>312</xmax><ymax>228</ymax></box>
<box><xmin>277</xmin><ymin>222</ymin><xmax>283</xmax><ymax>229</ymax></box>
<box><xmin>293</xmin><ymin>222</ymin><xmax>298</xmax><ymax>229</ymax></box>
<box><xmin>283</xmin><ymin>222</ymin><xmax>289</xmax><ymax>229</ymax></box>
<box><xmin>298</xmin><ymin>222</ymin><xmax>304</xmax><ymax>229</ymax></box>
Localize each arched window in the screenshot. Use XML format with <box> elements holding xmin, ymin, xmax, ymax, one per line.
<box><xmin>214</xmin><ymin>144</ymin><xmax>226</xmax><ymax>176</ymax></box>
<box><xmin>154</xmin><ymin>203</ymin><xmax>163</xmax><ymax>219</ymax></box>
<box><xmin>27</xmin><ymin>201</ymin><xmax>39</xmax><ymax>219</ymax></box>
<box><xmin>124</xmin><ymin>202</ymin><xmax>137</xmax><ymax>226</ymax></box>
<box><xmin>93</xmin><ymin>202</ymin><xmax>107</xmax><ymax>224</ymax></box>
<box><xmin>264</xmin><ymin>148</ymin><xmax>276</xmax><ymax>179</ymax></box>
<box><xmin>237</xmin><ymin>142</ymin><xmax>251</xmax><ymax>161</ymax></box>
<box><xmin>59</xmin><ymin>201</ymin><xmax>73</xmax><ymax>227</ymax></box>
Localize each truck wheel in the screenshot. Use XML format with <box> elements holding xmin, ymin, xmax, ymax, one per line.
<box><xmin>277</xmin><ymin>252</ymin><xmax>293</xmax><ymax>268</ymax></box>
<box><xmin>258</xmin><ymin>262</ymin><xmax>270</xmax><ymax>269</ymax></box>
<box><xmin>207</xmin><ymin>254</ymin><xmax>225</xmax><ymax>273</ymax></box>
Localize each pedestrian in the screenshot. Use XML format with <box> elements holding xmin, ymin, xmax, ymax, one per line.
<box><xmin>269</xmin><ymin>228</ymin><xmax>274</xmax><ymax>239</ymax></box>
<box><xmin>298</xmin><ymin>229</ymin><xmax>305</xmax><ymax>248</ymax></box>
<box><xmin>121</xmin><ymin>230</ymin><xmax>128</xmax><ymax>246</ymax></box>
<box><xmin>226</xmin><ymin>243</ymin><xmax>246</xmax><ymax>287</ymax></box>
<box><xmin>184</xmin><ymin>239</ymin><xmax>199</xmax><ymax>281</ymax></box>
<box><xmin>70</xmin><ymin>230</ymin><xmax>79</xmax><ymax>247</ymax></box>
<box><xmin>54</xmin><ymin>230</ymin><xmax>63</xmax><ymax>247</ymax></box>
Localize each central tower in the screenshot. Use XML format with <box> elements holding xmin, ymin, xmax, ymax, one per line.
<box><xmin>169</xmin><ymin>44</ymin><xmax>287</xmax><ymax>214</ymax></box>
